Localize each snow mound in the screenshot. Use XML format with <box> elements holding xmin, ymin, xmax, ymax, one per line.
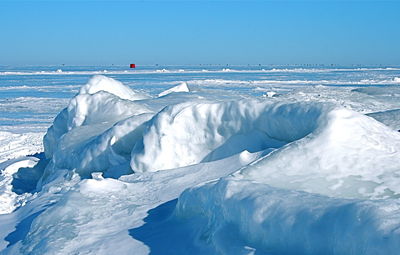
<box><xmin>79</xmin><ymin>75</ymin><xmax>147</xmax><ymax>101</ymax></box>
<box><xmin>44</xmin><ymin>77</ymin><xmax>152</xmax><ymax>159</ymax></box>
<box><xmin>42</xmin><ymin>76</ymin><xmax>400</xmax><ymax>199</ymax></box>
<box><xmin>173</xmin><ymin>177</ymin><xmax>400</xmax><ymax>255</ymax></box>
<box><xmin>241</xmin><ymin>107</ymin><xmax>400</xmax><ymax>199</ymax></box>
<box><xmin>158</xmin><ymin>82</ymin><xmax>190</xmax><ymax>97</ymax></box>
<box><xmin>130</xmin><ymin>101</ymin><xmax>325</xmax><ymax>172</ymax></box>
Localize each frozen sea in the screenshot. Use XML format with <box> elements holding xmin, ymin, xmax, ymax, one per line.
<box><xmin>0</xmin><ymin>65</ymin><xmax>400</xmax><ymax>254</ymax></box>
<box><xmin>1</xmin><ymin>64</ymin><xmax>400</xmax><ymax>133</ymax></box>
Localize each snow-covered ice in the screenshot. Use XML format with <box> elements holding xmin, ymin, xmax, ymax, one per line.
<box><xmin>0</xmin><ymin>65</ymin><xmax>400</xmax><ymax>254</ymax></box>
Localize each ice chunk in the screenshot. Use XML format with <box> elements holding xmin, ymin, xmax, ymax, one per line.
<box><xmin>264</xmin><ymin>91</ymin><xmax>277</xmax><ymax>97</ymax></box>
<box><xmin>158</xmin><ymin>82</ymin><xmax>190</xmax><ymax>97</ymax></box>
<box><xmin>44</xmin><ymin>113</ymin><xmax>153</xmax><ymax>179</ymax></box>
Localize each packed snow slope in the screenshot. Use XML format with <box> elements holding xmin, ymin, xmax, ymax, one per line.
<box><xmin>0</xmin><ymin>74</ymin><xmax>400</xmax><ymax>254</ymax></box>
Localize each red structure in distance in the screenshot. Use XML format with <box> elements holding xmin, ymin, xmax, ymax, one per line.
<box><xmin>130</xmin><ymin>64</ymin><xmax>136</xmax><ymax>68</ymax></box>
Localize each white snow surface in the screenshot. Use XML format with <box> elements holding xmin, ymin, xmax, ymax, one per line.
<box><xmin>1</xmin><ymin>74</ymin><xmax>400</xmax><ymax>254</ymax></box>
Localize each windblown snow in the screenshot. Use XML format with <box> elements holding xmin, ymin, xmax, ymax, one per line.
<box><xmin>1</xmin><ymin>72</ymin><xmax>400</xmax><ymax>255</ymax></box>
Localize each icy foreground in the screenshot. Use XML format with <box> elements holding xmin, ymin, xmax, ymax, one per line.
<box><xmin>1</xmin><ymin>75</ymin><xmax>400</xmax><ymax>254</ymax></box>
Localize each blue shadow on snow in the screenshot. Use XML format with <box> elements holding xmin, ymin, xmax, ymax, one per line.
<box><xmin>129</xmin><ymin>199</ymin><xmax>212</xmax><ymax>255</ymax></box>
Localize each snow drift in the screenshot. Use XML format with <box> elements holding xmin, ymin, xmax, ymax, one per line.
<box><xmin>172</xmin><ymin>177</ymin><xmax>400</xmax><ymax>255</ymax></box>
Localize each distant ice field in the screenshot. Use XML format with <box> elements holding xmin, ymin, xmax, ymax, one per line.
<box><xmin>1</xmin><ymin>65</ymin><xmax>400</xmax><ymax>133</ymax></box>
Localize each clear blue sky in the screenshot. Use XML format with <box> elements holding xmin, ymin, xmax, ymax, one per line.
<box><xmin>1</xmin><ymin>1</ymin><xmax>399</xmax><ymax>65</ymax></box>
